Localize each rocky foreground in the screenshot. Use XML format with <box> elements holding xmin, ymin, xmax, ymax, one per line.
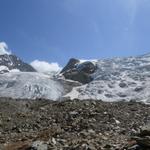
<box><xmin>0</xmin><ymin>98</ymin><xmax>150</xmax><ymax>150</ymax></box>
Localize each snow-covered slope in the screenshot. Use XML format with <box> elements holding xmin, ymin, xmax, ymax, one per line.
<box><xmin>0</xmin><ymin>72</ymin><xmax>64</xmax><ymax>100</ymax></box>
<box><xmin>64</xmin><ymin>54</ymin><xmax>150</xmax><ymax>103</ymax></box>
<box><xmin>0</xmin><ymin>54</ymin><xmax>81</xmax><ymax>100</ymax></box>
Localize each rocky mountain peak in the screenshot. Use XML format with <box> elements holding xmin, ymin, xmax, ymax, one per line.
<box><xmin>0</xmin><ymin>54</ymin><xmax>36</xmax><ymax>73</ymax></box>
<box><xmin>61</xmin><ymin>58</ymin><xmax>97</xmax><ymax>84</ymax></box>
<box><xmin>60</xmin><ymin>58</ymin><xmax>80</xmax><ymax>73</ymax></box>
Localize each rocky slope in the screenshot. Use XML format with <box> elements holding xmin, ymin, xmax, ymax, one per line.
<box><xmin>0</xmin><ymin>98</ymin><xmax>149</xmax><ymax>150</ymax></box>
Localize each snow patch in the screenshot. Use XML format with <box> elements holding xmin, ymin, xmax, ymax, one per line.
<box><xmin>79</xmin><ymin>59</ymin><xmax>98</xmax><ymax>65</ymax></box>
<box><xmin>10</xmin><ymin>69</ymin><xmax>20</xmax><ymax>73</ymax></box>
<box><xmin>0</xmin><ymin>66</ymin><xmax>9</xmax><ymax>71</ymax></box>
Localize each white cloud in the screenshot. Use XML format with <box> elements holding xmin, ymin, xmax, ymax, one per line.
<box><xmin>0</xmin><ymin>42</ymin><xmax>11</xmax><ymax>55</ymax></box>
<box><xmin>119</xmin><ymin>0</ymin><xmax>142</xmax><ymax>25</ymax></box>
<box><xmin>30</xmin><ymin>60</ymin><xmax>62</xmax><ymax>75</ymax></box>
<box><xmin>126</xmin><ymin>0</ymin><xmax>139</xmax><ymax>24</ymax></box>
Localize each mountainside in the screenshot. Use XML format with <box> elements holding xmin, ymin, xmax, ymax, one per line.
<box><xmin>0</xmin><ymin>54</ymin><xmax>36</xmax><ymax>73</ymax></box>
<box><xmin>1</xmin><ymin>53</ymin><xmax>150</xmax><ymax>103</ymax></box>
<box><xmin>0</xmin><ymin>53</ymin><xmax>81</xmax><ymax>100</ymax></box>
<box><xmin>64</xmin><ymin>54</ymin><xmax>150</xmax><ymax>103</ymax></box>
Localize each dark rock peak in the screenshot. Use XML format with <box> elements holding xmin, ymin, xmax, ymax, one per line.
<box><xmin>76</xmin><ymin>61</ymin><xmax>97</xmax><ymax>74</ymax></box>
<box><xmin>60</xmin><ymin>58</ymin><xmax>79</xmax><ymax>73</ymax></box>
<box><xmin>60</xmin><ymin>58</ymin><xmax>97</xmax><ymax>84</ymax></box>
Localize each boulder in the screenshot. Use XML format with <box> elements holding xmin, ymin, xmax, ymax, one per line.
<box><xmin>30</xmin><ymin>141</ymin><xmax>48</xmax><ymax>150</ymax></box>
<box><xmin>140</xmin><ymin>124</ymin><xmax>150</xmax><ymax>136</ymax></box>
<box><xmin>129</xmin><ymin>124</ymin><xmax>150</xmax><ymax>149</ymax></box>
<box><xmin>134</xmin><ymin>136</ymin><xmax>150</xmax><ymax>147</ymax></box>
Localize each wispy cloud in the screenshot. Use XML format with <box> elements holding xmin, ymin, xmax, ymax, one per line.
<box><xmin>120</xmin><ymin>0</ymin><xmax>141</xmax><ymax>25</ymax></box>
<box><xmin>0</xmin><ymin>42</ymin><xmax>11</xmax><ymax>55</ymax></box>
<box><xmin>128</xmin><ymin>0</ymin><xmax>139</xmax><ymax>24</ymax></box>
<box><xmin>30</xmin><ymin>60</ymin><xmax>62</xmax><ymax>75</ymax></box>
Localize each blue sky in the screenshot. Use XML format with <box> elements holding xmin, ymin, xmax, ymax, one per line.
<box><xmin>0</xmin><ymin>0</ymin><xmax>150</xmax><ymax>66</ymax></box>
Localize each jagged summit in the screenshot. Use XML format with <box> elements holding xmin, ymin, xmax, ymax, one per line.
<box><xmin>60</xmin><ymin>58</ymin><xmax>97</xmax><ymax>84</ymax></box>
<box><xmin>0</xmin><ymin>54</ymin><xmax>36</xmax><ymax>73</ymax></box>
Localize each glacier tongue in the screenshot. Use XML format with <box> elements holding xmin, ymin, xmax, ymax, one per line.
<box><xmin>0</xmin><ymin>72</ymin><xmax>64</xmax><ymax>100</ymax></box>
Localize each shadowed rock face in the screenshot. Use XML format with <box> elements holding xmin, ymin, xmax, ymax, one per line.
<box><xmin>60</xmin><ymin>58</ymin><xmax>79</xmax><ymax>73</ymax></box>
<box><xmin>0</xmin><ymin>54</ymin><xmax>36</xmax><ymax>73</ymax></box>
<box><xmin>60</xmin><ymin>58</ymin><xmax>97</xmax><ymax>84</ymax></box>
<box><xmin>63</xmin><ymin>71</ymin><xmax>93</xmax><ymax>84</ymax></box>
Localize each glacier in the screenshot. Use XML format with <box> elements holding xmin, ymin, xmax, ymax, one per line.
<box><xmin>0</xmin><ymin>72</ymin><xmax>64</xmax><ymax>100</ymax></box>
<box><xmin>64</xmin><ymin>54</ymin><xmax>150</xmax><ymax>103</ymax></box>
<box><xmin>1</xmin><ymin>53</ymin><xmax>150</xmax><ymax>103</ymax></box>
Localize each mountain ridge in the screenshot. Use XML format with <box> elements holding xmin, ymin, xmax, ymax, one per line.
<box><xmin>0</xmin><ymin>54</ymin><xmax>36</xmax><ymax>73</ymax></box>
<box><xmin>0</xmin><ymin>53</ymin><xmax>150</xmax><ymax>103</ymax></box>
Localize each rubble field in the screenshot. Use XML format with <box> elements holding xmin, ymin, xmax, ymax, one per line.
<box><xmin>0</xmin><ymin>98</ymin><xmax>150</xmax><ymax>150</ymax></box>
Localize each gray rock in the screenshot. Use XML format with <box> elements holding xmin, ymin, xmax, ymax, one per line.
<box><xmin>31</xmin><ymin>141</ymin><xmax>48</xmax><ymax>150</ymax></box>
<box><xmin>134</xmin><ymin>136</ymin><xmax>150</xmax><ymax>147</ymax></box>
<box><xmin>119</xmin><ymin>82</ymin><xmax>127</xmax><ymax>88</ymax></box>
<box><xmin>140</xmin><ymin>124</ymin><xmax>150</xmax><ymax>136</ymax></box>
<box><xmin>134</xmin><ymin>86</ymin><xmax>144</xmax><ymax>92</ymax></box>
